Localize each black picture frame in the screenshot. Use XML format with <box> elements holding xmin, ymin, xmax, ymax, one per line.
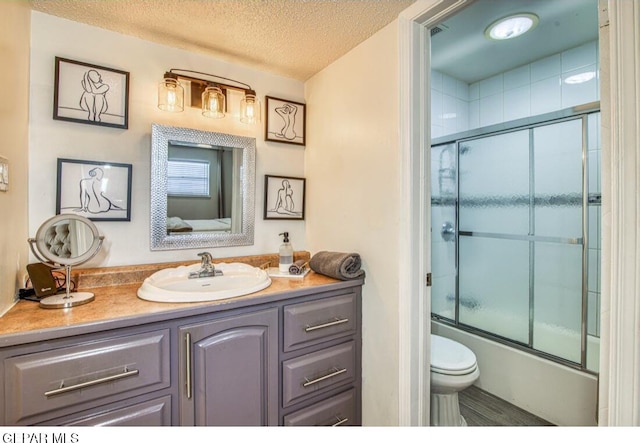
<box><xmin>53</xmin><ymin>57</ymin><xmax>130</xmax><ymax>129</ymax></box>
<box><xmin>263</xmin><ymin>175</ymin><xmax>306</xmax><ymax>220</ymax></box>
<box><xmin>56</xmin><ymin>158</ymin><xmax>132</xmax><ymax>221</ymax></box>
<box><xmin>264</xmin><ymin>96</ymin><xmax>306</xmax><ymax>146</ymax></box>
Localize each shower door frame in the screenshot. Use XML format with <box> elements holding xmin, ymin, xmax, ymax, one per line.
<box><xmin>431</xmin><ymin>102</ymin><xmax>600</xmax><ymax>373</ymax></box>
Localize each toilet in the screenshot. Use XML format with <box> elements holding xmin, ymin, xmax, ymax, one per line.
<box><xmin>430</xmin><ymin>334</ymin><xmax>480</xmax><ymax>426</ymax></box>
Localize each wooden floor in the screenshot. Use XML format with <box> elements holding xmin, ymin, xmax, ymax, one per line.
<box><xmin>459</xmin><ymin>386</ymin><xmax>554</xmax><ymax>426</ymax></box>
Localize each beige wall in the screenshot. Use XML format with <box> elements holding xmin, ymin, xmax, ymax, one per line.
<box><xmin>0</xmin><ymin>1</ymin><xmax>30</xmax><ymax>314</ymax></box>
<box><xmin>305</xmin><ymin>21</ymin><xmax>401</xmax><ymax>425</ymax></box>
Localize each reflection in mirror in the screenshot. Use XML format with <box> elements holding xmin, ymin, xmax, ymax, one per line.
<box><xmin>28</xmin><ymin>214</ymin><xmax>104</xmax><ymax>309</ymax></box>
<box><xmin>41</xmin><ymin>218</ymin><xmax>97</xmax><ymax>259</ymax></box>
<box><xmin>151</xmin><ymin>124</ymin><xmax>256</xmax><ymax>250</ymax></box>
<box><xmin>167</xmin><ymin>141</ymin><xmax>235</xmax><ymax>233</ymax></box>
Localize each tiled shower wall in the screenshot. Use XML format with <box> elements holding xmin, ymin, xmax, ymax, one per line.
<box><xmin>431</xmin><ymin>39</ymin><xmax>601</xmax><ymax>338</ymax></box>
<box><xmin>586</xmin><ymin>112</ymin><xmax>601</xmax><ymax>337</ymax></box>
<box><xmin>431</xmin><ymin>40</ymin><xmax>599</xmax><ymax>138</ymax></box>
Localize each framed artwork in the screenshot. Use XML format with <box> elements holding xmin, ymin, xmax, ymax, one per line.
<box><xmin>264</xmin><ymin>175</ymin><xmax>306</xmax><ymax>220</ymax></box>
<box><xmin>56</xmin><ymin>158</ymin><xmax>132</xmax><ymax>221</ymax></box>
<box><xmin>53</xmin><ymin>57</ymin><xmax>130</xmax><ymax>129</ymax></box>
<box><xmin>265</xmin><ymin>96</ymin><xmax>306</xmax><ymax>146</ymax></box>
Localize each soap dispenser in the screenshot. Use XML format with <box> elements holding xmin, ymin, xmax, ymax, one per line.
<box><xmin>279</xmin><ymin>232</ymin><xmax>293</xmax><ymax>273</ymax></box>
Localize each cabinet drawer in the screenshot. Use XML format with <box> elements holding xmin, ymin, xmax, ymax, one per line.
<box><xmin>283</xmin><ymin>293</ymin><xmax>357</xmax><ymax>352</ymax></box>
<box><xmin>4</xmin><ymin>329</ymin><xmax>170</xmax><ymax>424</ymax></box>
<box><xmin>52</xmin><ymin>395</ymin><xmax>172</xmax><ymax>426</ymax></box>
<box><xmin>282</xmin><ymin>341</ymin><xmax>355</xmax><ymax>407</ymax></box>
<box><xmin>284</xmin><ymin>389</ymin><xmax>357</xmax><ymax>426</ymax></box>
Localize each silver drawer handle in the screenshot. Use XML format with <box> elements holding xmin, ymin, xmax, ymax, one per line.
<box><xmin>304</xmin><ymin>318</ymin><xmax>349</xmax><ymax>333</ymax></box>
<box><xmin>331</xmin><ymin>416</ymin><xmax>349</xmax><ymax>427</ymax></box>
<box><xmin>303</xmin><ymin>367</ymin><xmax>347</xmax><ymax>387</ymax></box>
<box><xmin>44</xmin><ymin>367</ymin><xmax>139</xmax><ymax>397</ymax></box>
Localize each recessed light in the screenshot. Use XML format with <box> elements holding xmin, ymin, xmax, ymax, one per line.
<box><xmin>564</xmin><ymin>71</ymin><xmax>597</xmax><ymax>84</ymax></box>
<box><xmin>485</xmin><ymin>13</ymin><xmax>539</xmax><ymax>41</ymax></box>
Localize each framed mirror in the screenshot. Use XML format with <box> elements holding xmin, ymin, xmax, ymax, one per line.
<box><xmin>150</xmin><ymin>124</ymin><xmax>256</xmax><ymax>250</ymax></box>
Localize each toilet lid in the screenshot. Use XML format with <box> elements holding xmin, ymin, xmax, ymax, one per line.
<box><xmin>431</xmin><ymin>335</ymin><xmax>477</xmax><ymax>375</ymax></box>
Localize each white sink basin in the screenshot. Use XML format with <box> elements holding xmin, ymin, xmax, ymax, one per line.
<box><xmin>137</xmin><ymin>263</ymin><xmax>272</xmax><ymax>303</ymax></box>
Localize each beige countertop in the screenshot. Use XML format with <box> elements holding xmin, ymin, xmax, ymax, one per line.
<box><xmin>0</xmin><ymin>271</ymin><xmax>342</xmax><ymax>337</ymax></box>
<box><xmin>0</xmin><ymin>251</ymin><xmax>364</xmax><ymax>347</ymax></box>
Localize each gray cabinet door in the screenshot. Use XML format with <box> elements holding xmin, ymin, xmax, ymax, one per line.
<box><xmin>179</xmin><ymin>308</ymin><xmax>278</xmax><ymax>426</ymax></box>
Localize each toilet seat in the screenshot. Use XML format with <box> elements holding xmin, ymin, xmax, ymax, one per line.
<box><xmin>431</xmin><ymin>335</ymin><xmax>478</xmax><ymax>376</ymax></box>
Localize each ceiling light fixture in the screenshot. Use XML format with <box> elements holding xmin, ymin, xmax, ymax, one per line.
<box><xmin>485</xmin><ymin>13</ymin><xmax>539</xmax><ymax>41</ymax></box>
<box><xmin>564</xmin><ymin>71</ymin><xmax>597</xmax><ymax>84</ymax></box>
<box><xmin>158</xmin><ymin>69</ymin><xmax>261</xmax><ymax>124</ymax></box>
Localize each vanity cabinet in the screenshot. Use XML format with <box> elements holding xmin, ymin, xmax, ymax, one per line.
<box><xmin>0</xmin><ymin>279</ymin><xmax>362</xmax><ymax>426</ymax></box>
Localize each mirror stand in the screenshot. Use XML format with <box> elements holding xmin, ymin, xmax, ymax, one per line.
<box><xmin>28</xmin><ymin>214</ymin><xmax>104</xmax><ymax>309</ymax></box>
<box><xmin>36</xmin><ymin>263</ymin><xmax>97</xmax><ymax>309</ymax></box>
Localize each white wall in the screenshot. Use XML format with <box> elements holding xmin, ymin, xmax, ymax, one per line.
<box><xmin>0</xmin><ymin>1</ymin><xmax>30</xmax><ymax>314</ymax></box>
<box><xmin>305</xmin><ymin>22</ymin><xmax>401</xmax><ymax>425</ymax></box>
<box><xmin>29</xmin><ymin>12</ymin><xmax>307</xmax><ymax>268</ymax></box>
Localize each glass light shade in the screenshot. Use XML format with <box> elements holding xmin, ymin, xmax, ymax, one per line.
<box><xmin>240</xmin><ymin>93</ymin><xmax>261</xmax><ymax>124</ymax></box>
<box><xmin>202</xmin><ymin>86</ymin><xmax>225</xmax><ymax>118</ymax></box>
<box><xmin>158</xmin><ymin>78</ymin><xmax>184</xmax><ymax>112</ymax></box>
<box><xmin>485</xmin><ymin>13</ymin><xmax>538</xmax><ymax>40</ymax></box>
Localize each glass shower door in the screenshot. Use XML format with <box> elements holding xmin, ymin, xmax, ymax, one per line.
<box><xmin>431</xmin><ymin>112</ymin><xmax>598</xmax><ymax>370</ymax></box>
<box><xmin>451</xmin><ymin>119</ymin><xmax>584</xmax><ymax>363</ymax></box>
<box><xmin>532</xmin><ymin>119</ymin><xmax>584</xmax><ymax>363</ymax></box>
<box><xmin>457</xmin><ymin>130</ymin><xmax>531</xmax><ymax>344</ymax></box>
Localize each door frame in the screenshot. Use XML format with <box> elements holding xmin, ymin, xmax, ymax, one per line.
<box><xmin>397</xmin><ymin>0</ymin><xmax>475</xmax><ymax>426</ymax></box>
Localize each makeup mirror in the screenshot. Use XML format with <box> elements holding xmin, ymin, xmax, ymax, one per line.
<box><xmin>28</xmin><ymin>214</ymin><xmax>104</xmax><ymax>308</ymax></box>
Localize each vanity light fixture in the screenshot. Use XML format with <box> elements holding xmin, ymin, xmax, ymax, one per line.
<box><xmin>485</xmin><ymin>13</ymin><xmax>539</xmax><ymax>41</ymax></box>
<box><xmin>158</xmin><ymin>69</ymin><xmax>261</xmax><ymax>124</ymax></box>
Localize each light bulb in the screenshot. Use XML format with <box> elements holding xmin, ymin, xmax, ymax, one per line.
<box><xmin>167</xmin><ymin>90</ymin><xmax>176</xmax><ymax>108</ymax></box>
<box><xmin>485</xmin><ymin>13</ymin><xmax>539</xmax><ymax>41</ymax></box>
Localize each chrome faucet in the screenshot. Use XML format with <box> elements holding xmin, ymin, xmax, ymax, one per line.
<box><xmin>189</xmin><ymin>252</ymin><xmax>223</xmax><ymax>279</ymax></box>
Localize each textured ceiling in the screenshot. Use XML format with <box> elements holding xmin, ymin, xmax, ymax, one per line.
<box><xmin>29</xmin><ymin>0</ymin><xmax>416</xmax><ymax>81</ymax></box>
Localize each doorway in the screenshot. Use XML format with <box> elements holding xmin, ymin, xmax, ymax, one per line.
<box><xmin>396</xmin><ymin>0</ymin><xmax>621</xmax><ymax>426</ymax></box>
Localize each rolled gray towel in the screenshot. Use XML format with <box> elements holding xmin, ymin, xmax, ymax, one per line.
<box><xmin>289</xmin><ymin>259</ymin><xmax>308</xmax><ymax>275</ymax></box>
<box><xmin>309</xmin><ymin>251</ymin><xmax>365</xmax><ymax>280</ymax></box>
